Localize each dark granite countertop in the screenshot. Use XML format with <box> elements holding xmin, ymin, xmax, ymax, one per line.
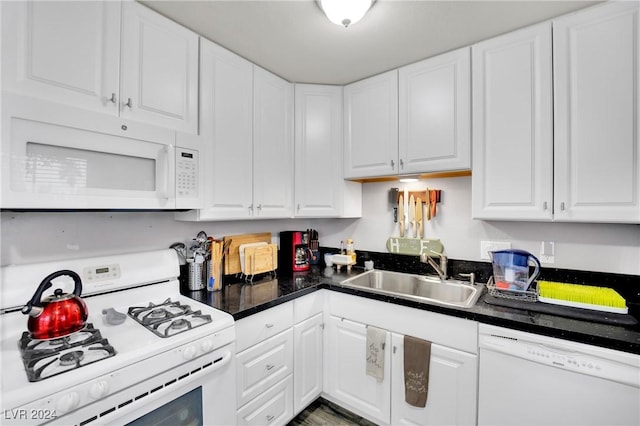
<box><xmin>182</xmin><ymin>266</ymin><xmax>640</xmax><ymax>355</ymax></box>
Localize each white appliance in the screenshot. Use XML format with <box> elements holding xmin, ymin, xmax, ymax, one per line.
<box><xmin>1</xmin><ymin>94</ymin><xmax>202</xmax><ymax>210</ymax></box>
<box><xmin>478</xmin><ymin>324</ymin><xmax>640</xmax><ymax>426</ymax></box>
<box><xmin>0</xmin><ymin>249</ymin><xmax>236</xmax><ymax>426</ymax></box>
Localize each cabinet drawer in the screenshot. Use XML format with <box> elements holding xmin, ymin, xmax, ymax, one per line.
<box><xmin>237</xmin><ymin>375</ymin><xmax>294</xmax><ymax>426</ymax></box>
<box><xmin>293</xmin><ymin>290</ymin><xmax>325</xmax><ymax>323</ymax></box>
<box><xmin>237</xmin><ymin>328</ymin><xmax>294</xmax><ymax>407</ymax></box>
<box><xmin>236</xmin><ymin>302</ymin><xmax>293</xmax><ymax>352</ymax></box>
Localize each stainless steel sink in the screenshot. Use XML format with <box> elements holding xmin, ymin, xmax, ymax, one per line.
<box><xmin>339</xmin><ymin>269</ymin><xmax>482</xmax><ymax>308</ymax></box>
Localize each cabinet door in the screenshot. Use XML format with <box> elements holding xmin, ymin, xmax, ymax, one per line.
<box><xmin>553</xmin><ymin>1</ymin><xmax>640</xmax><ymax>223</ymax></box>
<box><xmin>253</xmin><ymin>67</ymin><xmax>294</xmax><ymax>218</ymax></box>
<box><xmin>120</xmin><ymin>1</ymin><xmax>199</xmax><ymax>133</ymax></box>
<box><xmin>399</xmin><ymin>47</ymin><xmax>471</xmax><ymax>174</ymax></box>
<box><xmin>471</xmin><ymin>22</ymin><xmax>553</xmax><ymax>221</ymax></box>
<box><xmin>199</xmin><ymin>39</ymin><xmax>254</xmax><ymax>219</ymax></box>
<box><xmin>293</xmin><ymin>313</ymin><xmax>323</xmax><ymax>415</ymax></box>
<box><xmin>1</xmin><ymin>1</ymin><xmax>120</xmax><ymax>114</ymax></box>
<box><xmin>344</xmin><ymin>70</ymin><xmax>399</xmax><ymax>178</ymax></box>
<box><xmin>325</xmin><ymin>316</ymin><xmax>391</xmax><ymax>425</ymax></box>
<box><xmin>294</xmin><ymin>84</ymin><xmax>343</xmax><ymax>217</ymax></box>
<box><xmin>391</xmin><ymin>333</ymin><xmax>477</xmax><ymax>426</ymax></box>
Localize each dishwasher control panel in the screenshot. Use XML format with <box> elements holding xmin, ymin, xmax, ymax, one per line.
<box><xmin>479</xmin><ymin>330</ymin><xmax>639</xmax><ymax>388</ymax></box>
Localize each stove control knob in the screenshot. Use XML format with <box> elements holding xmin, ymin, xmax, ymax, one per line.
<box><xmin>201</xmin><ymin>340</ymin><xmax>214</xmax><ymax>353</ymax></box>
<box><xmin>184</xmin><ymin>345</ymin><xmax>197</xmax><ymax>360</ymax></box>
<box><xmin>89</xmin><ymin>380</ymin><xmax>110</xmax><ymax>399</ymax></box>
<box><xmin>56</xmin><ymin>392</ymin><xmax>80</xmax><ymax>413</ymax></box>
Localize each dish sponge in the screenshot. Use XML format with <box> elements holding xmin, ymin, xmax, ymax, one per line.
<box><xmin>538</xmin><ymin>280</ymin><xmax>628</xmax><ymax>314</ymax></box>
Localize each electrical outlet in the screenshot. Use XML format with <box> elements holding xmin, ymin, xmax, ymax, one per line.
<box><xmin>540</xmin><ymin>241</ymin><xmax>555</xmax><ymax>264</ymax></box>
<box><xmin>480</xmin><ymin>241</ymin><xmax>512</xmax><ymax>260</ymax></box>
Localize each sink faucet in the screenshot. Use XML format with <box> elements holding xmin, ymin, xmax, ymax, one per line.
<box><xmin>420</xmin><ymin>251</ymin><xmax>447</xmax><ymax>281</ymax></box>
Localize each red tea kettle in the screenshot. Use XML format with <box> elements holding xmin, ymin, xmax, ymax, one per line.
<box><xmin>21</xmin><ymin>270</ymin><xmax>88</xmax><ymax>340</ymax></box>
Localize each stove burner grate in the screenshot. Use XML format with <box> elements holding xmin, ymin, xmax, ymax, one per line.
<box><xmin>128</xmin><ymin>299</ymin><xmax>212</xmax><ymax>338</ymax></box>
<box><xmin>18</xmin><ymin>323</ymin><xmax>116</xmax><ymax>382</ymax></box>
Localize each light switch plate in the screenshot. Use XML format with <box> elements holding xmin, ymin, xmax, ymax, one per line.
<box><xmin>480</xmin><ymin>241</ymin><xmax>512</xmax><ymax>260</ymax></box>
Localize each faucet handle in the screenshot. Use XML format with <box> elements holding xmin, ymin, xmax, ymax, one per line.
<box><xmin>458</xmin><ymin>272</ymin><xmax>476</xmax><ymax>286</ymax></box>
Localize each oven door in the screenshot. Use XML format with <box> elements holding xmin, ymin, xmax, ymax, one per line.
<box><xmin>54</xmin><ymin>344</ymin><xmax>237</xmax><ymax>426</ymax></box>
<box><xmin>1</xmin><ymin>93</ymin><xmax>178</xmax><ymax>209</ymax></box>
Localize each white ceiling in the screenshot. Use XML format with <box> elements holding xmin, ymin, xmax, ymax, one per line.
<box><xmin>141</xmin><ymin>0</ymin><xmax>601</xmax><ymax>85</ymax></box>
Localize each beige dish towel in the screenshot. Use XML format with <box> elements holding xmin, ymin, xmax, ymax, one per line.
<box><xmin>366</xmin><ymin>326</ymin><xmax>386</xmax><ymax>382</ymax></box>
<box><xmin>404</xmin><ymin>335</ymin><xmax>432</xmax><ymax>408</ymax></box>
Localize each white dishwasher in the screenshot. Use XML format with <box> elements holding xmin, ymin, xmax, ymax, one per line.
<box><xmin>478</xmin><ymin>324</ymin><xmax>640</xmax><ymax>426</ymax></box>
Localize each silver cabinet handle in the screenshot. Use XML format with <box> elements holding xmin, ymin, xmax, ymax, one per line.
<box><xmin>266</xmin><ymin>364</ymin><xmax>275</xmax><ymax>371</ymax></box>
<box><xmin>265</xmin><ymin>323</ymin><xmax>274</xmax><ymax>328</ymax></box>
<box><xmin>393</xmin><ymin>346</ymin><xmax>397</xmax><ymax>354</ymax></box>
<box><xmin>543</xmin><ymin>201</ymin><xmax>548</xmax><ymax>210</ymax></box>
<box><xmin>266</xmin><ymin>415</ymin><xmax>275</xmax><ymax>422</ymax></box>
<box><xmin>400</xmin><ymin>159</ymin><xmax>404</xmax><ymax>169</ymax></box>
<box><xmin>109</xmin><ymin>93</ymin><xmax>117</xmax><ymax>104</ymax></box>
<box><xmin>248</xmin><ymin>204</ymin><xmax>254</xmax><ymax>213</ymax></box>
<box><xmin>390</xmin><ymin>159</ymin><xmax>395</xmax><ymax>168</ymax></box>
<box><xmin>124</xmin><ymin>98</ymin><xmax>133</xmax><ymax>108</ymax></box>
<box><xmin>257</xmin><ymin>204</ymin><xmax>262</xmax><ymax>211</ymax></box>
<box><xmin>560</xmin><ymin>202</ymin><xmax>565</xmax><ymax>211</ymax></box>
<box><xmin>297</xmin><ymin>203</ymin><xmax>300</xmax><ymax>212</ymax></box>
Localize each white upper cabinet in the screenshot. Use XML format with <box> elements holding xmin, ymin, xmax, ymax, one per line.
<box><xmin>553</xmin><ymin>1</ymin><xmax>640</xmax><ymax>223</ymax></box>
<box><xmin>399</xmin><ymin>47</ymin><xmax>471</xmax><ymax>174</ymax></box>
<box><xmin>119</xmin><ymin>1</ymin><xmax>199</xmax><ymax>133</ymax></box>
<box><xmin>177</xmin><ymin>39</ymin><xmax>293</xmax><ymax>221</ymax></box>
<box><xmin>253</xmin><ymin>66</ymin><xmax>294</xmax><ymax>218</ymax></box>
<box><xmin>344</xmin><ymin>70</ymin><xmax>399</xmax><ymax>178</ymax></box>
<box><xmin>294</xmin><ymin>84</ymin><xmax>362</xmax><ymax>218</ymax></box>
<box><xmin>344</xmin><ymin>49</ymin><xmax>472</xmax><ymax>180</ymax></box>
<box><xmin>197</xmin><ymin>39</ymin><xmax>253</xmax><ymax>220</ymax></box>
<box><xmin>1</xmin><ymin>1</ymin><xmax>121</xmax><ymax>114</ymax></box>
<box><xmin>471</xmin><ymin>22</ymin><xmax>554</xmax><ymax>221</ymax></box>
<box><xmin>472</xmin><ymin>2</ymin><xmax>639</xmax><ymax>224</ymax></box>
<box><xmin>1</xmin><ymin>0</ymin><xmax>199</xmax><ymax>134</ymax></box>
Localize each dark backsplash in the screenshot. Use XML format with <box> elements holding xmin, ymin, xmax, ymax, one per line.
<box><xmin>320</xmin><ymin>247</ymin><xmax>640</xmax><ymax>309</ymax></box>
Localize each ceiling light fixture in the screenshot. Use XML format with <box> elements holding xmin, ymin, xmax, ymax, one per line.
<box><xmin>318</xmin><ymin>0</ymin><xmax>375</xmax><ymax>28</ymax></box>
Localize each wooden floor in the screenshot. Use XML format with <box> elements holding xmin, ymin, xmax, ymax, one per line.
<box><xmin>287</xmin><ymin>398</ymin><xmax>378</xmax><ymax>426</ymax></box>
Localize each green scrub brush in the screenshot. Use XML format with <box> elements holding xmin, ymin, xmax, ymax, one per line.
<box><xmin>538</xmin><ymin>280</ymin><xmax>628</xmax><ymax>314</ymax></box>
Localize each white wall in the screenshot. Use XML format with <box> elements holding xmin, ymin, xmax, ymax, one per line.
<box><xmin>2</xmin><ymin>176</ymin><xmax>639</xmax><ymax>274</ymax></box>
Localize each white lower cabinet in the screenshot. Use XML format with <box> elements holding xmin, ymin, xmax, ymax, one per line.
<box><xmin>235</xmin><ymin>303</ymin><xmax>295</xmax><ymax>426</ymax></box>
<box><xmin>325</xmin><ymin>316</ymin><xmax>392</xmax><ymax>424</ymax></box>
<box><xmin>293</xmin><ymin>312</ymin><xmax>324</xmax><ymax>414</ymax></box>
<box><xmin>391</xmin><ymin>333</ymin><xmax>477</xmax><ymax>426</ymax></box>
<box><xmin>324</xmin><ymin>292</ymin><xmax>478</xmax><ymax>426</ymax></box>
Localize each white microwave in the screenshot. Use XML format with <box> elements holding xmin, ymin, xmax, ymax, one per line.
<box><xmin>1</xmin><ymin>94</ymin><xmax>203</xmax><ymax>210</ymax></box>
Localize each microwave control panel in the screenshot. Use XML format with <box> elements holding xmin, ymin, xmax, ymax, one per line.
<box><xmin>176</xmin><ymin>148</ymin><xmax>198</xmax><ymax>199</ymax></box>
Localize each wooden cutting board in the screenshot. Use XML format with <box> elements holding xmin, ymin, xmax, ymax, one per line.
<box><xmin>244</xmin><ymin>244</ymin><xmax>278</xmax><ymax>275</ymax></box>
<box><xmin>224</xmin><ymin>232</ymin><xmax>272</xmax><ymax>275</ymax></box>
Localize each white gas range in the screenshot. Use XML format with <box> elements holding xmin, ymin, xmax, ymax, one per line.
<box><xmin>0</xmin><ymin>249</ymin><xmax>237</xmax><ymax>426</ymax></box>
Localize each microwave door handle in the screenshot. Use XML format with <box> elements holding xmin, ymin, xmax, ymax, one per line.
<box><xmin>159</xmin><ymin>145</ymin><xmax>174</xmax><ymax>200</ymax></box>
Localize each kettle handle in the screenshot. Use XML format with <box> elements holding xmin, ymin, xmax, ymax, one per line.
<box><xmin>527</xmin><ymin>254</ymin><xmax>541</xmax><ymax>287</ymax></box>
<box><xmin>22</xmin><ymin>270</ymin><xmax>83</xmax><ymax>314</ymax></box>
